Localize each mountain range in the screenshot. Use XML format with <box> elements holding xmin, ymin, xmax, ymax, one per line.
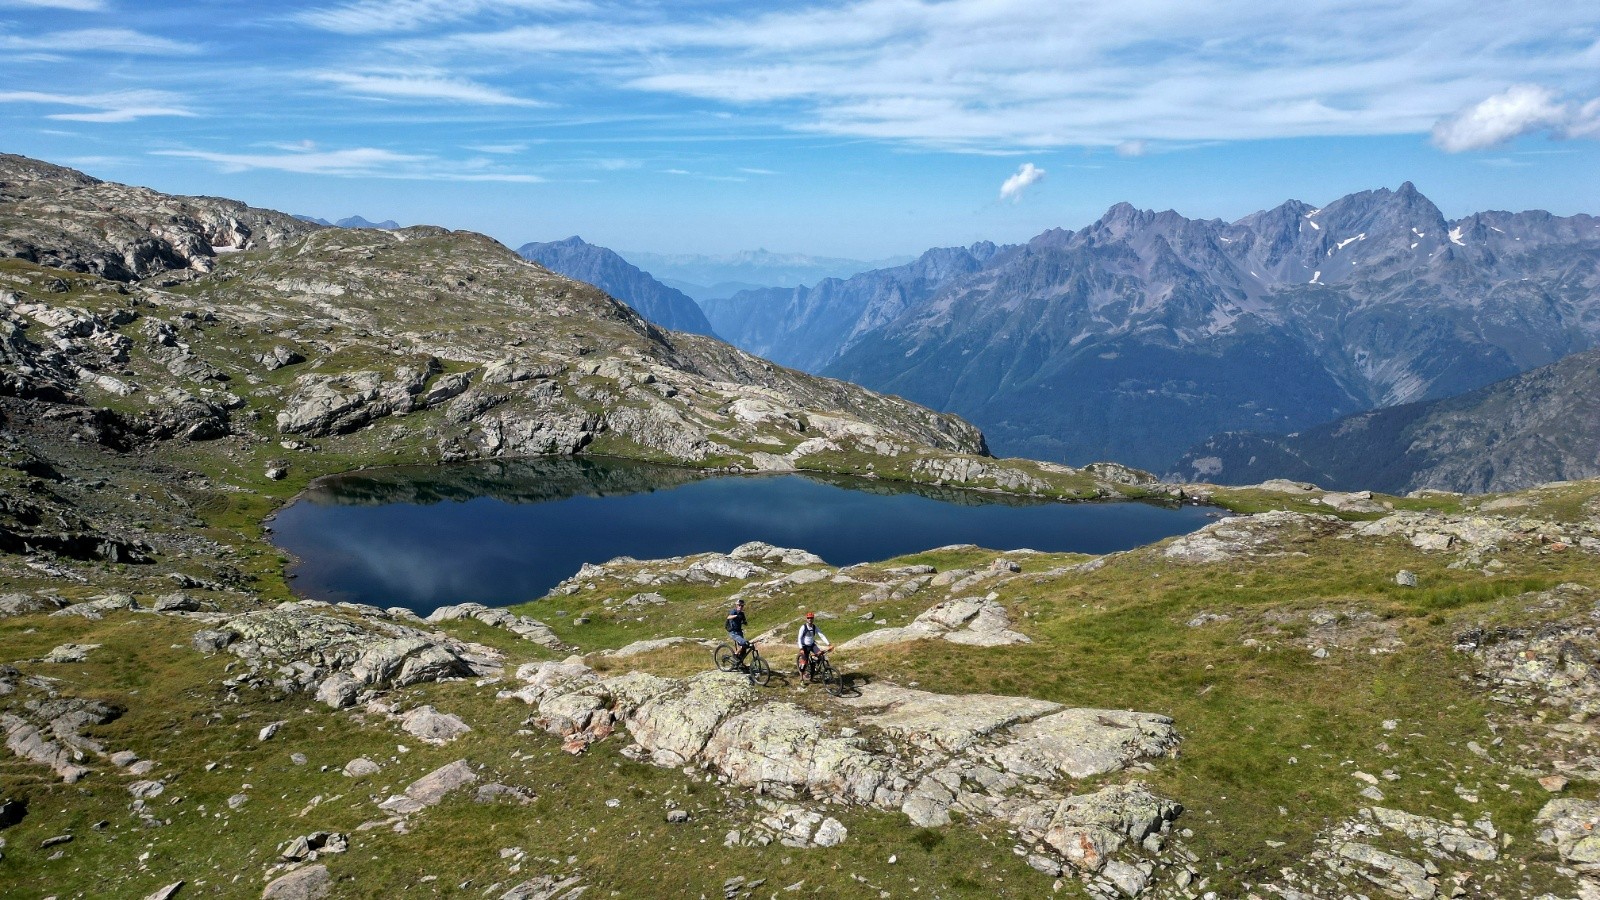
<box><xmin>1171</xmin><ymin>346</ymin><xmax>1600</xmax><ymax>494</ymax></box>
<box><xmin>293</xmin><ymin>214</ymin><xmax>401</xmax><ymax>229</ymax></box>
<box><xmin>699</xmin><ymin>241</ymin><xmax>1005</xmax><ymax>372</ymax></box>
<box><xmin>516</xmin><ymin>236</ymin><xmax>719</xmax><ymax>337</ymax></box>
<box><xmin>616</xmin><ymin>248</ymin><xmax>913</xmax><ymax>301</ymax></box>
<box><xmin>705</xmin><ymin>183</ymin><xmax>1600</xmax><ymax>471</ymax></box>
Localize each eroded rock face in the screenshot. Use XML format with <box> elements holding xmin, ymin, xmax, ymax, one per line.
<box><xmin>500</xmin><ymin>658</ymin><xmax>1181</xmax><ymax>888</ymax></box>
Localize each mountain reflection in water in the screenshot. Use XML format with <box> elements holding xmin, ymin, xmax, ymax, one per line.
<box><xmin>271</xmin><ymin>456</ymin><xmax>1215</xmax><ymax>615</ymax></box>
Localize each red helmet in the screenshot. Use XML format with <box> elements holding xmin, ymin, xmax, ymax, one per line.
<box><xmin>805</xmin><ymin>612</ymin><xmax>815</xmax><ymax>619</ymax></box>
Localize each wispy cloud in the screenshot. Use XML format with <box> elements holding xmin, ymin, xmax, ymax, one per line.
<box><xmin>0</xmin><ymin>0</ymin><xmax>106</xmax><ymax>9</ymax></box>
<box><xmin>1432</xmin><ymin>84</ymin><xmax>1600</xmax><ymax>152</ymax></box>
<box><xmin>154</xmin><ymin>145</ymin><xmax>546</xmax><ymax>182</ymax></box>
<box><xmin>999</xmin><ymin>162</ymin><xmax>1045</xmax><ymax>202</ymax></box>
<box><xmin>409</xmin><ymin>0</ymin><xmax>1600</xmax><ymax>151</ymax></box>
<box><xmin>0</xmin><ymin>28</ymin><xmax>197</xmax><ymax>55</ymax></box>
<box><xmin>1114</xmin><ymin>140</ymin><xmax>1147</xmax><ymax>158</ymax></box>
<box><xmin>293</xmin><ymin>0</ymin><xmax>589</xmax><ymax>35</ymax></box>
<box><xmin>0</xmin><ymin>89</ymin><xmax>195</xmax><ymax>122</ymax></box>
<box><xmin>465</xmin><ymin>142</ymin><xmax>529</xmax><ymax>154</ymax></box>
<box><xmin>312</xmin><ymin>70</ymin><xmax>548</xmax><ymax>107</ymax></box>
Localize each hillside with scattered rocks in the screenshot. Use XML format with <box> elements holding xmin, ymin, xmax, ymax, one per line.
<box><xmin>2</xmin><ymin>154</ymin><xmax>1599</xmax><ymax>900</ymax></box>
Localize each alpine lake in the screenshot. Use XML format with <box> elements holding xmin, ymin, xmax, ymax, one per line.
<box><xmin>268</xmin><ymin>456</ymin><xmax>1221</xmax><ymax>615</ymax></box>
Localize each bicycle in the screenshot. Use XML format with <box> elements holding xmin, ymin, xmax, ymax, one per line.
<box><xmin>713</xmin><ymin>640</ymin><xmax>772</xmax><ymax>686</ymax></box>
<box><xmin>796</xmin><ymin>648</ymin><xmax>844</xmax><ymax>697</ymax></box>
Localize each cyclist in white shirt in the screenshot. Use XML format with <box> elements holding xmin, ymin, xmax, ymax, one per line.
<box><xmin>796</xmin><ymin>612</ymin><xmax>830</xmax><ymax>677</ymax></box>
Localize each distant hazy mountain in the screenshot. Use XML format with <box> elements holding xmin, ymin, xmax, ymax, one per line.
<box><xmin>517</xmin><ymin>236</ymin><xmax>719</xmax><ymax>337</ymax></box>
<box><xmin>700</xmin><ymin>242</ymin><xmax>1006</xmax><ymax>372</ymax></box>
<box><xmin>1171</xmin><ymin>347</ymin><xmax>1600</xmax><ymax>494</ymax></box>
<box><xmin>617</xmin><ymin>248</ymin><xmax>914</xmax><ymax>299</ymax></box>
<box><xmin>763</xmin><ymin>183</ymin><xmax>1600</xmax><ymax>469</ymax></box>
<box><xmin>293</xmin><ymin>215</ymin><xmax>400</xmax><ymax>229</ymax></box>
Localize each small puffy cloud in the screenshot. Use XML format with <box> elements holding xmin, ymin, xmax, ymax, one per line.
<box><xmin>1432</xmin><ymin>84</ymin><xmax>1600</xmax><ymax>152</ymax></box>
<box><xmin>999</xmin><ymin>162</ymin><xmax>1045</xmax><ymax>203</ymax></box>
<box><xmin>1115</xmin><ymin>140</ymin><xmax>1148</xmax><ymax>158</ymax></box>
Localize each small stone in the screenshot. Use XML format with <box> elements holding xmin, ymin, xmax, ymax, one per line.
<box><xmin>666</xmin><ymin>809</ymin><xmax>690</xmax><ymax>824</ymax></box>
<box><xmin>39</xmin><ymin>834</ymin><xmax>72</xmax><ymax>849</ymax></box>
<box><xmin>290</xmin><ymin>753</ymin><xmax>308</xmax><ymax>766</ymax></box>
<box><xmin>343</xmin><ymin>757</ymin><xmax>380</xmax><ymax>778</ymax></box>
<box><xmin>1539</xmin><ymin>775</ymin><xmax>1568</xmax><ymax>793</ymax></box>
<box><xmin>144</xmin><ymin>882</ymin><xmax>184</xmax><ymax>900</ymax></box>
<box><xmin>1395</xmin><ymin>570</ymin><xmax>1417</xmax><ymax>587</ymax></box>
<box><xmin>258</xmin><ymin>721</ymin><xmax>284</xmax><ymax>742</ymax></box>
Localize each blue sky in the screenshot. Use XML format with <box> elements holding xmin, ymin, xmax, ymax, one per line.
<box><xmin>2</xmin><ymin>0</ymin><xmax>1599</xmax><ymax>258</ymax></box>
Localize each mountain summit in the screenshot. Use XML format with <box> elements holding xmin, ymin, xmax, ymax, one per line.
<box><xmin>516</xmin><ymin>236</ymin><xmax>720</xmax><ymax>337</ymax></box>
<box><xmin>699</xmin><ymin>184</ymin><xmax>1600</xmax><ymax>469</ymax></box>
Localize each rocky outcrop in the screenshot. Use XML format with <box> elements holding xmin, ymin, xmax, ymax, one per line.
<box><xmin>1</xmin><ymin>695</ymin><xmax>124</xmax><ymax>782</ymax></box>
<box><xmin>500</xmin><ymin>659</ymin><xmax>1181</xmax><ymax>892</ymax></box>
<box><xmin>217</xmin><ymin>605</ymin><xmax>488</xmax><ymax>707</ymax></box>
<box><xmin>427</xmin><ymin>602</ymin><xmax>565</xmax><ymax>649</ymax></box>
<box><xmin>1</xmin><ymin>153</ymin><xmax>315</xmax><ymax>282</ymax></box>
<box><xmin>1162</xmin><ymin>511</ymin><xmax>1341</xmax><ymax>564</ymax></box>
<box><xmin>1456</xmin><ymin>584</ymin><xmax>1600</xmax><ymax>780</ymax></box>
<box><xmin>841</xmin><ymin>596</ymin><xmax>1029</xmax><ymax>650</ymax></box>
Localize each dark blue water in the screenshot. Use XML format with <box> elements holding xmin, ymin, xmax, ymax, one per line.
<box><xmin>268</xmin><ymin>457</ymin><xmax>1216</xmax><ymax>614</ymax></box>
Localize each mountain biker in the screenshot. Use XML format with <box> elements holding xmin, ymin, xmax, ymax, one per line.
<box><xmin>796</xmin><ymin>612</ymin><xmax>831</xmax><ymax>677</ymax></box>
<box><xmin>725</xmin><ymin>598</ymin><xmax>751</xmax><ymax>670</ymax></box>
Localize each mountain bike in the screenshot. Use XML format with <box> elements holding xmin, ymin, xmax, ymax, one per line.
<box><xmin>797</xmin><ymin>648</ymin><xmax>843</xmax><ymax>697</ymax></box>
<box><xmin>713</xmin><ymin>640</ymin><xmax>772</xmax><ymax>686</ymax></box>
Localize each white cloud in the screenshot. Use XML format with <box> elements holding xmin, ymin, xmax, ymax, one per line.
<box><xmin>312</xmin><ymin>71</ymin><xmax>547</xmax><ymax>106</ymax></box>
<box><xmin>1115</xmin><ymin>140</ymin><xmax>1147</xmax><ymax>158</ymax></box>
<box><xmin>409</xmin><ymin>0</ymin><xmax>1600</xmax><ymax>151</ymax></box>
<box><xmin>999</xmin><ymin>162</ymin><xmax>1045</xmax><ymax>202</ymax></box>
<box><xmin>1431</xmin><ymin>85</ymin><xmax>1569</xmax><ymax>151</ymax></box>
<box><xmin>0</xmin><ymin>89</ymin><xmax>195</xmax><ymax>122</ymax></box>
<box><xmin>0</xmin><ymin>28</ymin><xmax>197</xmax><ymax>55</ymax></box>
<box><xmin>294</xmin><ymin>0</ymin><xmax>589</xmax><ymax>35</ymax></box>
<box><xmin>154</xmin><ymin>146</ymin><xmax>546</xmax><ymax>182</ymax></box>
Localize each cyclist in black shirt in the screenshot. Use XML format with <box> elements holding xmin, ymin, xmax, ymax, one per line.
<box><xmin>725</xmin><ymin>598</ymin><xmax>751</xmax><ymax>670</ymax></box>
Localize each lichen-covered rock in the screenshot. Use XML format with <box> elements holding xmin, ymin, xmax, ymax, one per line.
<box><xmin>400</xmin><ymin>706</ymin><xmax>471</xmax><ymax>745</ymax></box>
<box><xmin>987</xmin><ymin>709</ymin><xmax>1181</xmax><ymax>780</ymax></box>
<box><xmin>261</xmin><ymin>863</ymin><xmax>330</xmax><ymax>900</ymax></box>
<box><xmin>1536</xmin><ymin>798</ymin><xmax>1600</xmax><ymax>872</ymax></box>
<box><xmin>1329</xmin><ymin>841</ymin><xmax>1436</xmax><ymax>899</ymax></box>
<box><xmin>627</xmin><ymin>672</ymin><xmax>756</xmax><ymax>766</ymax></box>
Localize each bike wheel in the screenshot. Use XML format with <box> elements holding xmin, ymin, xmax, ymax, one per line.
<box><xmin>820</xmin><ymin>660</ymin><xmax>844</xmax><ymax>697</ymax></box>
<box><xmin>751</xmin><ymin>654</ymin><xmax>773</xmax><ymax>687</ymax></box>
<box><xmin>713</xmin><ymin>643</ymin><xmax>736</xmax><ymax>672</ymax></box>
